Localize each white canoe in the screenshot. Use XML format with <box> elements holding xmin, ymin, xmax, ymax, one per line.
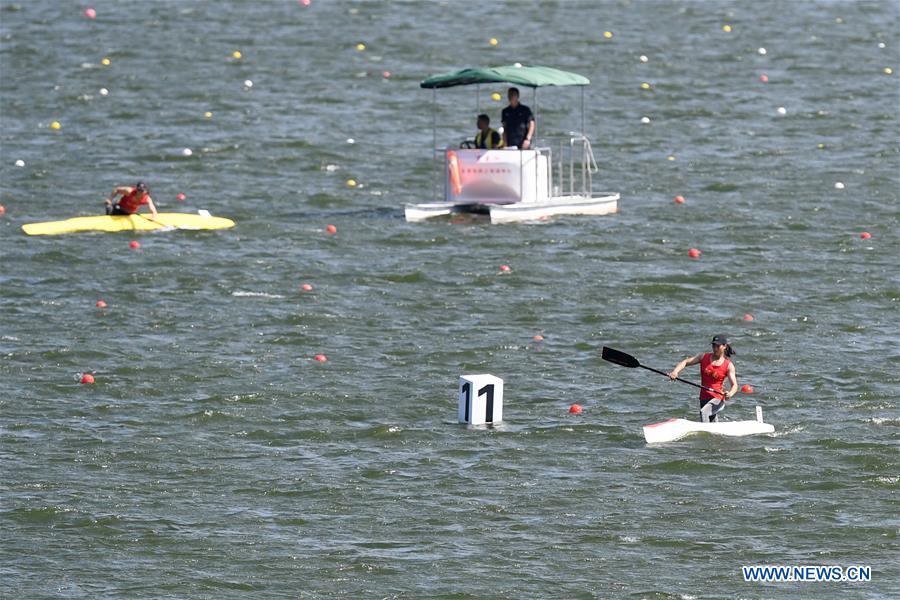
<box><xmin>643</xmin><ymin>406</ymin><xmax>775</xmax><ymax>443</ymax></box>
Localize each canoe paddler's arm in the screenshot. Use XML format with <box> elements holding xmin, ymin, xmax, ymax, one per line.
<box><xmin>725</xmin><ymin>362</ymin><xmax>737</xmax><ymax>399</ymax></box>
<box><xmin>668</xmin><ymin>353</ymin><xmax>702</xmax><ymax>380</ymax></box>
<box><xmin>107</xmin><ymin>186</ymin><xmax>130</xmax><ymax>203</ymax></box>
<box><xmin>145</xmin><ymin>196</ymin><xmax>158</xmax><ymax>219</ymax></box>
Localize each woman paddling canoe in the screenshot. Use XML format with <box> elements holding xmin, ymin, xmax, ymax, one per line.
<box><xmin>104</xmin><ymin>181</ymin><xmax>158</xmax><ymax>219</ymax></box>
<box><xmin>668</xmin><ymin>335</ymin><xmax>738</xmax><ymax>422</ymax></box>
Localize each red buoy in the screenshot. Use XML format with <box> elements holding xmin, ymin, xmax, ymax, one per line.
<box><xmin>741</xmin><ymin>384</ymin><xmax>754</xmax><ymax>394</ymax></box>
<box><xmin>301</xmin><ymin>283</ymin><xmax>313</xmax><ymax>292</ymax></box>
<box><xmin>499</xmin><ymin>264</ymin><xmax>511</xmax><ymax>272</ymax></box>
<box><xmin>674</xmin><ymin>195</ymin><xmax>685</xmax><ymax>204</ymax></box>
<box><xmin>743</xmin><ymin>313</ymin><xmax>754</xmax><ymax>321</ymax></box>
<box><xmin>0</xmin><ymin>204</ymin><xmax>6</xmax><ymax>215</ymax></box>
<box><xmin>176</xmin><ymin>192</ymin><xmax>186</xmax><ymax>201</ymax></box>
<box><xmin>568</xmin><ymin>404</ymin><xmax>583</xmax><ymax>414</ymax></box>
<box><xmin>382</xmin><ymin>71</ymin><xmax>391</xmax><ymax>78</ymax></box>
<box><xmin>325</xmin><ymin>224</ymin><xmax>337</xmax><ymax>234</ymax></box>
<box><xmin>687</xmin><ymin>248</ymin><xmax>701</xmax><ymax>258</ymax></box>
<box><xmin>129</xmin><ymin>240</ymin><xmax>141</xmax><ymax>249</ymax></box>
<box><xmin>314</xmin><ymin>354</ymin><xmax>328</xmax><ymax>362</ymax></box>
<box><xmin>759</xmin><ymin>74</ymin><xmax>769</xmax><ymax>83</ymax></box>
<box><xmin>860</xmin><ymin>231</ymin><xmax>872</xmax><ymax>239</ymax></box>
<box><xmin>80</xmin><ymin>373</ymin><xmax>95</xmax><ymax>384</ymax></box>
<box><xmin>533</xmin><ymin>334</ymin><xmax>544</xmax><ymax>342</ymax></box>
<box><xmin>84</xmin><ymin>7</ymin><xmax>96</xmax><ymax>19</ymax></box>
<box><xmin>95</xmin><ymin>300</ymin><xmax>107</xmax><ymax>308</ymax></box>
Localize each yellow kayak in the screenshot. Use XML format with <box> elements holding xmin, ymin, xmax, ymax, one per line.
<box><xmin>22</xmin><ymin>212</ymin><xmax>235</xmax><ymax>236</ymax></box>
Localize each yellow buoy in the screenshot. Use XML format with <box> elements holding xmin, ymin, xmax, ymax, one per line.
<box><xmin>204</xmin><ymin>111</ymin><xmax>213</xmax><ymax>119</ymax></box>
<box><xmin>356</xmin><ymin>42</ymin><xmax>366</xmax><ymax>51</ymax></box>
<box><xmin>489</xmin><ymin>38</ymin><xmax>498</xmax><ymax>46</ymax></box>
<box><xmin>817</xmin><ymin>143</ymin><xmax>826</xmax><ymax>149</ymax></box>
<box><xmin>667</xmin><ymin>155</ymin><xmax>676</xmax><ymax>161</ymax></box>
<box><xmin>722</xmin><ymin>24</ymin><xmax>732</xmax><ymax>33</ymax></box>
<box><xmin>101</xmin><ymin>57</ymin><xmax>111</xmax><ymax>66</ymax></box>
<box><xmin>884</xmin><ymin>67</ymin><xmax>893</xmax><ymax>75</ymax></box>
<box><xmin>640</xmin><ymin>82</ymin><xmax>651</xmax><ymax>90</ymax></box>
<box><xmin>346</xmin><ymin>179</ymin><xmax>357</xmax><ymax>188</ymax></box>
<box><xmin>491</xmin><ymin>92</ymin><xmax>502</xmax><ymax>101</ymax></box>
<box><xmin>603</xmin><ymin>31</ymin><xmax>613</xmax><ymax>39</ymax></box>
<box><xmin>50</xmin><ymin>121</ymin><xmax>61</xmax><ymax>130</ymax></box>
<box><xmin>232</xmin><ymin>50</ymin><xmax>242</xmax><ymax>59</ymax></box>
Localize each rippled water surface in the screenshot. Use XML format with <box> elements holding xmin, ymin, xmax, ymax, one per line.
<box><xmin>1</xmin><ymin>1</ymin><xmax>898</xmax><ymax>598</ymax></box>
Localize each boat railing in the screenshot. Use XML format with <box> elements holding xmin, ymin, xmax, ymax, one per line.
<box><xmin>542</xmin><ymin>133</ymin><xmax>602</xmax><ymax>200</ymax></box>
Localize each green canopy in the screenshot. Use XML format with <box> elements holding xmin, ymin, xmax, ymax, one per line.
<box><xmin>420</xmin><ymin>65</ymin><xmax>590</xmax><ymax>89</ymax></box>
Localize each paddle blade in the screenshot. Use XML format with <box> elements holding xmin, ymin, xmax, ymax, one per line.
<box><xmin>601</xmin><ymin>346</ymin><xmax>640</xmax><ymax>368</ymax></box>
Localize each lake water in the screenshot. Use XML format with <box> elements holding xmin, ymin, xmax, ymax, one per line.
<box><xmin>1</xmin><ymin>1</ymin><xmax>898</xmax><ymax>598</ymax></box>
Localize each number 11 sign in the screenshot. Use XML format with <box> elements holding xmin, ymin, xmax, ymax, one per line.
<box><xmin>458</xmin><ymin>374</ymin><xmax>504</xmax><ymax>425</ymax></box>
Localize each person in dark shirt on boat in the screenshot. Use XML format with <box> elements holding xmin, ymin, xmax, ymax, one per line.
<box><xmin>474</xmin><ymin>114</ymin><xmax>503</xmax><ymax>149</ymax></box>
<box><xmin>104</xmin><ymin>181</ymin><xmax>158</xmax><ymax>219</ymax></box>
<box><xmin>667</xmin><ymin>335</ymin><xmax>738</xmax><ymax>422</ymax></box>
<box><xmin>501</xmin><ymin>87</ymin><xmax>535</xmax><ymax>149</ymax></box>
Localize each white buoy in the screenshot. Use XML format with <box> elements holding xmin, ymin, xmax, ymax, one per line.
<box><xmin>458</xmin><ymin>374</ymin><xmax>504</xmax><ymax>425</ymax></box>
<box><xmin>641</xmin><ymin>116</ymin><xmax>651</xmax><ymax>124</ymax></box>
<box><xmin>758</xmin><ymin>47</ymin><xmax>767</xmax><ymax>55</ymax></box>
<box><xmin>346</xmin><ymin>138</ymin><xmax>355</xmax><ymax>144</ymax></box>
<box><xmin>243</xmin><ymin>79</ymin><xmax>253</xmax><ymax>88</ymax></box>
<box><xmin>639</xmin><ymin>55</ymin><xmax>648</xmax><ymax>63</ymax></box>
<box><xmin>776</xmin><ymin>106</ymin><xmax>787</xmax><ymax>115</ymax></box>
<box><xmin>99</xmin><ymin>88</ymin><xmax>108</xmax><ymax>96</ymax></box>
<box><xmin>834</xmin><ymin>181</ymin><xmax>845</xmax><ymax>189</ymax></box>
<box><xmin>182</xmin><ymin>148</ymin><xmax>193</xmax><ymax>156</ymax></box>
<box><xmin>15</xmin><ymin>159</ymin><xmax>25</xmax><ymax>167</ymax></box>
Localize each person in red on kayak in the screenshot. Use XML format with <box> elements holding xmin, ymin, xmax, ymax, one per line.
<box><xmin>668</xmin><ymin>335</ymin><xmax>738</xmax><ymax>422</ymax></box>
<box><xmin>104</xmin><ymin>181</ymin><xmax>158</xmax><ymax>219</ymax></box>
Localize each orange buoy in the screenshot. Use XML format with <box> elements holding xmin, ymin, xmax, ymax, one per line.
<box><xmin>447</xmin><ymin>150</ymin><xmax>462</xmax><ymax>196</ymax></box>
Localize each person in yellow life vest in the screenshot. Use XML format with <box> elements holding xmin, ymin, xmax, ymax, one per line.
<box><xmin>474</xmin><ymin>114</ymin><xmax>503</xmax><ymax>149</ymax></box>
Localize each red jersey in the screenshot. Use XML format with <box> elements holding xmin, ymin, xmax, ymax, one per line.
<box><xmin>117</xmin><ymin>188</ymin><xmax>149</xmax><ymax>213</ymax></box>
<box><xmin>699</xmin><ymin>352</ymin><xmax>730</xmax><ymax>400</ymax></box>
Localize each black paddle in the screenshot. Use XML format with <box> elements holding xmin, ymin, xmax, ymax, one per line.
<box><xmin>601</xmin><ymin>346</ymin><xmax>724</xmax><ymax>398</ymax></box>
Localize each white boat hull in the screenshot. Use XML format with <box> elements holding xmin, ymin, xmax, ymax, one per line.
<box><xmin>643</xmin><ymin>406</ymin><xmax>775</xmax><ymax>443</ymax></box>
<box><xmin>405</xmin><ymin>193</ymin><xmax>619</xmax><ymax>224</ymax></box>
